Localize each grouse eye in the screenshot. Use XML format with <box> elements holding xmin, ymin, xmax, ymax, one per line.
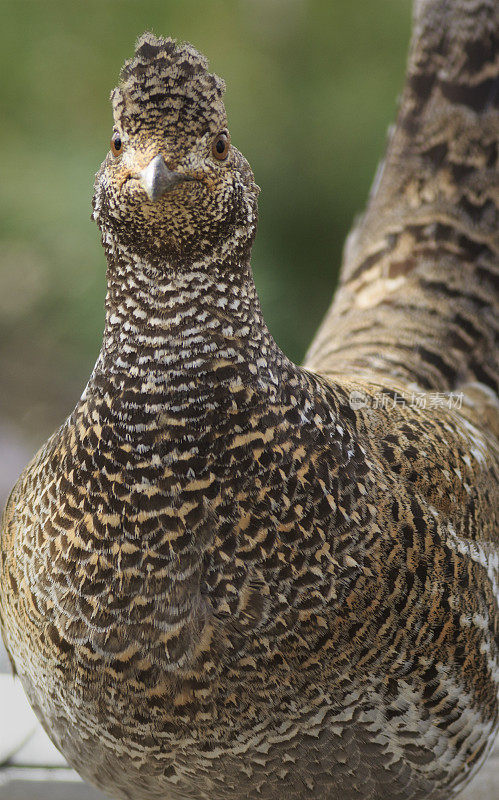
<box><xmin>212</xmin><ymin>132</ymin><xmax>230</xmax><ymax>161</ymax></box>
<box><xmin>110</xmin><ymin>133</ymin><xmax>122</xmax><ymax>157</ymax></box>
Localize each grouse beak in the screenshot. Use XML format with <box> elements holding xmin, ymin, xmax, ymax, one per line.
<box><xmin>138</xmin><ymin>155</ymin><xmax>191</xmax><ymax>202</ymax></box>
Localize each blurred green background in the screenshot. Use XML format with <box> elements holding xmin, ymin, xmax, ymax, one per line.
<box><xmin>0</xmin><ymin>0</ymin><xmax>411</xmax><ymax>455</ymax></box>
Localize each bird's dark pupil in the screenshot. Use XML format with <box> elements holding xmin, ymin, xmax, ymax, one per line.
<box><xmin>114</xmin><ymin>137</ymin><xmax>121</xmax><ymax>150</ymax></box>
<box><xmin>216</xmin><ymin>139</ymin><xmax>225</xmax><ymax>153</ymax></box>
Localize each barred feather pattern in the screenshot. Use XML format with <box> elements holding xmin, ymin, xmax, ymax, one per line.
<box><xmin>306</xmin><ymin>0</ymin><xmax>499</xmax><ymax>399</ymax></box>
<box><xmin>1</xmin><ymin>6</ymin><xmax>498</xmax><ymax>800</ymax></box>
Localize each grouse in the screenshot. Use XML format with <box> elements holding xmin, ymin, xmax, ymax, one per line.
<box><xmin>1</xmin><ymin>1</ymin><xmax>498</xmax><ymax>799</ymax></box>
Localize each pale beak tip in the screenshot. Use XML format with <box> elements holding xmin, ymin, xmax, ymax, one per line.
<box><xmin>138</xmin><ymin>155</ymin><xmax>188</xmax><ymax>202</ymax></box>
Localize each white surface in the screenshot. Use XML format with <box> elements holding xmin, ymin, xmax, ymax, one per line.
<box><xmin>459</xmin><ymin>741</ymin><xmax>498</xmax><ymax>800</ymax></box>
<box><xmin>11</xmin><ymin>726</ymin><xmax>66</xmax><ymax>767</ymax></box>
<box><xmin>0</xmin><ymin>771</ymin><xmax>106</xmax><ymax>800</ymax></box>
<box><xmin>0</xmin><ymin>640</ymin><xmax>10</xmax><ymax>673</ymax></box>
<box><xmin>0</xmin><ymin>675</ymin><xmax>38</xmax><ymax>764</ymax></box>
<box><xmin>0</xmin><ymin>674</ymin><xmax>66</xmax><ymax>767</ymax></box>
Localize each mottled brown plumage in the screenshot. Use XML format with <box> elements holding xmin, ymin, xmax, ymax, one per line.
<box><xmin>1</xmin><ymin>2</ymin><xmax>498</xmax><ymax>799</ymax></box>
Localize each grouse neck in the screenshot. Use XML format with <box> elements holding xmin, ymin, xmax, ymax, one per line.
<box><xmin>97</xmin><ymin>242</ymin><xmax>283</xmax><ymax>397</ymax></box>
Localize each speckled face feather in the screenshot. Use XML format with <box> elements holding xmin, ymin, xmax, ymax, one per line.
<box><xmin>113</xmin><ymin>33</ymin><xmax>226</xmax><ymax>135</ymax></box>
<box><xmin>1</xmin><ymin>5</ymin><xmax>498</xmax><ymax>800</ymax></box>
<box><xmin>93</xmin><ymin>32</ymin><xmax>258</xmax><ymax>268</ymax></box>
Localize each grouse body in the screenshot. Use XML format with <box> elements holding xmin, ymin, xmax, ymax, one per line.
<box><xmin>1</xmin><ymin>1</ymin><xmax>498</xmax><ymax>799</ymax></box>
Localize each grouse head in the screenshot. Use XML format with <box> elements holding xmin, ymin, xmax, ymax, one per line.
<box><xmin>92</xmin><ymin>33</ymin><xmax>259</xmax><ymax>268</ymax></box>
